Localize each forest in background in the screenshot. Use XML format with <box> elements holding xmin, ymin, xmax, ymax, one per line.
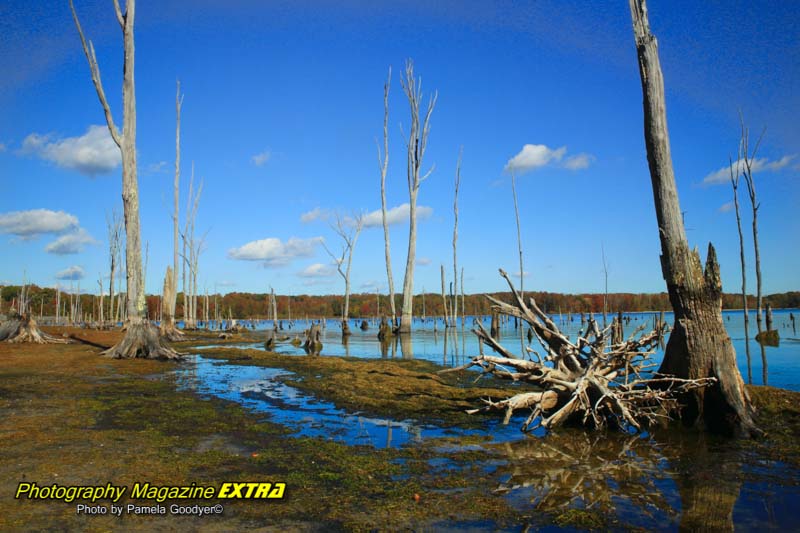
<box><xmin>2</xmin><ymin>284</ymin><xmax>798</xmax><ymax>321</ymax></box>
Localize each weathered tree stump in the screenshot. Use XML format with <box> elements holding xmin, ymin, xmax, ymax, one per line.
<box><xmin>303</xmin><ymin>323</ymin><xmax>323</xmax><ymax>355</ymax></box>
<box><xmin>0</xmin><ymin>312</ymin><xmax>70</xmax><ymax>344</ymax></box>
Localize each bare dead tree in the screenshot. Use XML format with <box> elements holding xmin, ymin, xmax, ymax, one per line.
<box><xmin>629</xmin><ymin>0</ymin><xmax>757</xmax><ymax>435</ymax></box>
<box><xmin>181</xmin><ymin>168</ymin><xmax>203</xmax><ymax>329</ymax></box>
<box><xmin>729</xmin><ymin>155</ymin><xmax>752</xmax><ymax>383</ymax></box>
<box><xmin>452</xmin><ymin>147</ymin><xmax>462</xmax><ymax>328</ymax></box>
<box><xmin>738</xmin><ymin>116</ymin><xmax>766</xmax><ymax>336</ymax></box>
<box><xmin>70</xmin><ymin>0</ymin><xmax>178</xmax><ymax>358</ymax></box>
<box><xmin>160</xmin><ymin>79</ymin><xmax>185</xmax><ymax>340</ymax></box>
<box><xmin>601</xmin><ymin>244</ymin><xmax>609</xmax><ymax>328</ymax></box>
<box><xmin>377</xmin><ymin>67</ymin><xmax>397</xmax><ymax>328</ymax></box>
<box><xmin>399</xmin><ymin>59</ymin><xmax>437</xmax><ymax>333</ymax></box>
<box><xmin>440</xmin><ymin>264</ymin><xmax>449</xmax><ymax>327</ymax></box>
<box><xmin>97</xmin><ymin>274</ymin><xmax>104</xmax><ymax>325</ymax></box>
<box><xmin>106</xmin><ymin>209</ymin><xmax>122</xmax><ymax>325</ymax></box>
<box><xmin>322</xmin><ymin>212</ymin><xmax>364</xmax><ymax>336</ymax></box>
<box><xmin>510</xmin><ymin>170</ymin><xmax>524</xmax><ymax>300</ymax></box>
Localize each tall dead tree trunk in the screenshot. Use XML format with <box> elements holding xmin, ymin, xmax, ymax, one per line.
<box><xmin>452</xmin><ymin>147</ymin><xmax>462</xmax><ymax>329</ymax></box>
<box><xmin>739</xmin><ymin>117</ymin><xmax>766</xmax><ymax>338</ymax></box>
<box><xmin>629</xmin><ymin>0</ymin><xmax>757</xmax><ymax>435</ymax></box>
<box><xmin>71</xmin><ymin>0</ymin><xmax>178</xmax><ymax>358</ymax></box>
<box><xmin>729</xmin><ymin>155</ymin><xmax>752</xmax><ymax>383</ymax></box>
<box><xmin>377</xmin><ymin>67</ymin><xmax>397</xmax><ymax>328</ymax></box>
<box><xmin>161</xmin><ymin>79</ymin><xmax>184</xmax><ymax>340</ymax></box>
<box><xmin>399</xmin><ymin>59</ymin><xmax>437</xmax><ymax>334</ymax></box>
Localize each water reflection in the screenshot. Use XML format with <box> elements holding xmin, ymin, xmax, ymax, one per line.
<box><xmin>489</xmin><ymin>428</ymin><xmax>799</xmax><ymax>531</ymax></box>
<box><xmin>493</xmin><ymin>431</ymin><xmax>677</xmax><ymax>526</ymax></box>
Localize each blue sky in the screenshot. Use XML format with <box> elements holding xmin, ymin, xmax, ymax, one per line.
<box><xmin>1</xmin><ymin>0</ymin><xmax>798</xmax><ymax>297</ymax></box>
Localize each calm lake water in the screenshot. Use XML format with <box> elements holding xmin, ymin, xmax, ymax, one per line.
<box><xmin>190</xmin><ymin>308</ymin><xmax>800</xmax><ymax>390</ymax></box>
<box><xmin>173</xmin><ymin>308</ymin><xmax>800</xmax><ymax>530</ymax></box>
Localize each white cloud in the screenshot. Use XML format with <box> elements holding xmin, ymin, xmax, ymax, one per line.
<box><xmin>0</xmin><ymin>142</ymin><xmax>6</xmax><ymax>152</ymax></box>
<box><xmin>251</xmin><ymin>150</ymin><xmax>271</xmax><ymax>166</ymax></box>
<box><xmin>360</xmin><ymin>280</ymin><xmax>385</xmax><ymax>290</ymax></box>
<box><xmin>416</xmin><ymin>257</ymin><xmax>431</xmax><ymax>266</ymax></box>
<box><xmin>55</xmin><ymin>265</ymin><xmax>85</xmax><ymax>281</ymax></box>
<box><xmin>718</xmin><ymin>202</ymin><xmax>734</xmax><ymax>213</ymax></box>
<box><xmin>504</xmin><ymin>144</ymin><xmax>594</xmax><ymax>174</ymax></box>
<box><xmin>228</xmin><ymin>236</ymin><xmax>322</xmax><ymax>267</ymax></box>
<box><xmin>504</xmin><ymin>144</ymin><xmax>566</xmax><ymax>174</ymax></box>
<box><xmin>513</xmin><ymin>270</ymin><xmax>531</xmax><ymax>278</ymax></box>
<box><xmin>702</xmin><ymin>154</ymin><xmax>796</xmax><ymax>185</ymax></box>
<box><xmin>563</xmin><ymin>153</ymin><xmax>594</xmax><ymax>170</ymax></box>
<box><xmin>216</xmin><ymin>280</ymin><xmax>237</xmax><ymax>288</ymax></box>
<box><xmin>0</xmin><ymin>209</ymin><xmax>78</xmax><ymax>238</ymax></box>
<box><xmin>298</xmin><ymin>263</ymin><xmax>337</xmax><ymax>278</ymax></box>
<box><xmin>300</xmin><ymin>207</ymin><xmax>331</xmax><ymax>223</ymax></box>
<box><xmin>362</xmin><ymin>203</ymin><xmax>433</xmax><ymax>228</ymax></box>
<box><xmin>45</xmin><ymin>228</ymin><xmax>98</xmax><ymax>255</ymax></box>
<box><xmin>21</xmin><ymin>125</ymin><xmax>120</xmax><ymax>176</ymax></box>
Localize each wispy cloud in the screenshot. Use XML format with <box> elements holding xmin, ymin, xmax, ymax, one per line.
<box><xmin>416</xmin><ymin>257</ymin><xmax>431</xmax><ymax>266</ymax></box>
<box><xmin>144</xmin><ymin>161</ymin><xmax>168</xmax><ymax>174</ymax></box>
<box><xmin>0</xmin><ymin>209</ymin><xmax>78</xmax><ymax>238</ymax></box>
<box><xmin>300</xmin><ymin>207</ymin><xmax>331</xmax><ymax>223</ymax></box>
<box><xmin>228</xmin><ymin>236</ymin><xmax>323</xmax><ymax>267</ymax></box>
<box><xmin>504</xmin><ymin>144</ymin><xmax>593</xmax><ymax>174</ymax></box>
<box><xmin>718</xmin><ymin>202</ymin><xmax>734</xmax><ymax>213</ymax></box>
<box><xmin>360</xmin><ymin>280</ymin><xmax>385</xmax><ymax>291</ymax></box>
<box><xmin>702</xmin><ymin>154</ymin><xmax>796</xmax><ymax>185</ymax></box>
<box><xmin>251</xmin><ymin>150</ymin><xmax>271</xmax><ymax>167</ymax></box>
<box><xmin>563</xmin><ymin>153</ymin><xmax>594</xmax><ymax>170</ymax></box>
<box><xmin>45</xmin><ymin>228</ymin><xmax>98</xmax><ymax>255</ymax></box>
<box><xmin>362</xmin><ymin>203</ymin><xmax>433</xmax><ymax>228</ymax></box>
<box><xmin>0</xmin><ymin>142</ymin><xmax>6</xmax><ymax>152</ymax></box>
<box><xmin>55</xmin><ymin>265</ymin><xmax>85</xmax><ymax>280</ymax></box>
<box><xmin>297</xmin><ymin>263</ymin><xmax>337</xmax><ymax>278</ymax></box>
<box><xmin>21</xmin><ymin>125</ymin><xmax>120</xmax><ymax>176</ymax></box>
<box><xmin>216</xmin><ymin>280</ymin><xmax>237</xmax><ymax>288</ymax></box>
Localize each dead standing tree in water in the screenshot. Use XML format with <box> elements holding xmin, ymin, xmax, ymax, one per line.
<box><xmin>398</xmin><ymin>59</ymin><xmax>437</xmax><ymax>334</ymax></box>
<box><xmin>71</xmin><ymin>0</ymin><xmax>178</xmax><ymax>358</ymax></box>
<box><xmin>161</xmin><ymin>79</ymin><xmax>185</xmax><ymax>341</ymax></box>
<box><xmin>377</xmin><ymin>67</ymin><xmax>397</xmax><ymax>331</ymax></box>
<box><xmin>629</xmin><ymin>0</ymin><xmax>758</xmax><ymax>435</ymax></box>
<box><xmin>322</xmin><ymin>212</ymin><xmax>364</xmax><ymax>337</ymax></box>
<box><xmin>450</xmin><ymin>269</ymin><xmax>713</xmax><ymax>432</ymax></box>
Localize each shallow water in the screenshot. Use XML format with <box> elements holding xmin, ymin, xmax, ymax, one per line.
<box><xmin>174</xmin><ymin>355</ymin><xmax>534</xmax><ymax>449</ymax></box>
<box><xmin>193</xmin><ymin>308</ymin><xmax>800</xmax><ymax>391</ymax></box>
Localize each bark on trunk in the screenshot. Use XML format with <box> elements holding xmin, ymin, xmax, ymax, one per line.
<box><xmin>629</xmin><ymin>0</ymin><xmax>757</xmax><ymax>436</ymax></box>
<box><xmin>71</xmin><ymin>0</ymin><xmax>179</xmax><ymax>359</ymax></box>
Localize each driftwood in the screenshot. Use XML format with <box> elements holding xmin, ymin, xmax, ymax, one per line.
<box><xmin>0</xmin><ymin>312</ymin><xmax>70</xmax><ymax>344</ymax></box>
<box><xmin>446</xmin><ymin>270</ymin><xmax>714</xmax><ymax>432</ymax></box>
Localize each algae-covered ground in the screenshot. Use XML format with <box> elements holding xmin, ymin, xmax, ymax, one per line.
<box><xmin>2</xmin><ymin>327</ymin><xmax>800</xmax><ymax>531</ymax></box>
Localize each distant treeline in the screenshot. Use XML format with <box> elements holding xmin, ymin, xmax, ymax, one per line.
<box><xmin>3</xmin><ymin>285</ymin><xmax>798</xmax><ymax>320</ymax></box>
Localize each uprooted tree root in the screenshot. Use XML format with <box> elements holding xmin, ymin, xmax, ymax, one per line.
<box><xmin>103</xmin><ymin>319</ymin><xmax>183</xmax><ymax>360</ymax></box>
<box><xmin>0</xmin><ymin>313</ymin><xmax>70</xmax><ymax>344</ymax></box>
<box><xmin>444</xmin><ymin>269</ymin><xmax>714</xmax><ymax>432</ymax></box>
